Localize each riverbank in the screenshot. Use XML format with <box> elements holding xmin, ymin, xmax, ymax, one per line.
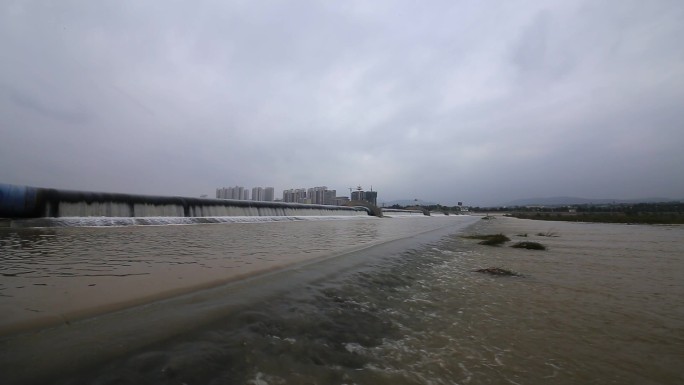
<box><xmin>508</xmin><ymin>212</ymin><xmax>684</xmax><ymax>224</ymax></box>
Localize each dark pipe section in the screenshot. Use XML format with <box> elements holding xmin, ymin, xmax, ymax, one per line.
<box><xmin>0</xmin><ymin>184</ymin><xmax>40</xmax><ymax>218</ymax></box>
<box><xmin>0</xmin><ymin>183</ymin><xmax>371</xmax><ymax>218</ymax></box>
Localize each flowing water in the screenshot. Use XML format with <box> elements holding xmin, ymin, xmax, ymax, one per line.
<box><xmin>1</xmin><ymin>216</ymin><xmax>682</xmax><ymax>384</ymax></box>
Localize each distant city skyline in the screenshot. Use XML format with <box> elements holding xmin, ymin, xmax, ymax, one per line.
<box><xmin>281</xmin><ymin>186</ymin><xmax>353</xmax><ymax>206</ymax></box>
<box><xmin>216</xmin><ymin>184</ymin><xmax>383</xmax><ymax>207</ymax></box>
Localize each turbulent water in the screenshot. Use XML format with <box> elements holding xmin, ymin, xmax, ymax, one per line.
<box><xmin>1</xmin><ymin>216</ymin><xmax>683</xmax><ymax>385</ymax></box>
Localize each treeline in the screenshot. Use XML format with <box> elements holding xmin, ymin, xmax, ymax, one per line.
<box><xmin>495</xmin><ymin>202</ymin><xmax>684</xmax><ymax>224</ymax></box>
<box><xmin>384</xmin><ymin>202</ymin><xmax>684</xmax><ymax>223</ymax></box>
<box><xmin>471</xmin><ymin>201</ymin><xmax>683</xmax><ymax>213</ymax></box>
<box><xmin>509</xmin><ymin>212</ymin><xmax>684</xmax><ymax>224</ymax></box>
<box><xmin>386</xmin><ymin>204</ymin><xmax>464</xmax><ymax>212</ymax></box>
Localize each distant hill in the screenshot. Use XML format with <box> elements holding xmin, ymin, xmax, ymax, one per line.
<box><xmin>501</xmin><ymin>196</ymin><xmax>678</xmax><ymax>207</ymax></box>
<box><xmin>381</xmin><ymin>199</ymin><xmax>439</xmax><ymax>207</ymax></box>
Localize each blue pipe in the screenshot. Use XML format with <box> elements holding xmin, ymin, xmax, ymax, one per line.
<box><xmin>0</xmin><ymin>183</ymin><xmax>39</xmax><ymax>218</ymax></box>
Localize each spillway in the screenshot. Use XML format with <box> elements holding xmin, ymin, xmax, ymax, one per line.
<box><xmin>381</xmin><ymin>208</ymin><xmax>426</xmax><ymax>216</ymax></box>
<box><xmin>0</xmin><ymin>183</ymin><xmax>370</xmax><ymax>224</ymax></box>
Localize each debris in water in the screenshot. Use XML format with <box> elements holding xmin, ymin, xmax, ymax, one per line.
<box><xmin>474</xmin><ymin>267</ymin><xmax>521</xmax><ymax>277</ymax></box>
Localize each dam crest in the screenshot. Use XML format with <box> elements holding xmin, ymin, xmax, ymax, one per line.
<box><xmin>0</xmin><ymin>183</ymin><xmax>370</xmax><ymax>226</ymax></box>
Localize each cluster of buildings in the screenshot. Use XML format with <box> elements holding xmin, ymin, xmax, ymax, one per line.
<box><xmin>215</xmin><ymin>185</ymin><xmax>378</xmax><ymax>206</ymax></box>
<box><xmin>351</xmin><ymin>188</ymin><xmax>378</xmax><ymax>206</ymax></box>
<box><xmin>215</xmin><ymin>186</ymin><xmax>275</xmax><ymax>202</ymax></box>
<box><xmin>282</xmin><ymin>186</ymin><xmax>347</xmax><ymax>206</ymax></box>
<box><xmin>282</xmin><ymin>185</ymin><xmax>377</xmax><ymax>206</ymax></box>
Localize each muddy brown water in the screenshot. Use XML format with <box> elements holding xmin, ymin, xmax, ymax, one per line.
<box><xmin>1</xmin><ymin>216</ymin><xmax>682</xmax><ymax>384</ymax></box>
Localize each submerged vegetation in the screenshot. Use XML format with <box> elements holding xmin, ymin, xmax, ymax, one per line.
<box><xmin>462</xmin><ymin>233</ymin><xmax>511</xmax><ymax>246</ymax></box>
<box><xmin>474</xmin><ymin>267</ymin><xmax>521</xmax><ymax>277</ymax></box>
<box><xmin>511</xmin><ymin>241</ymin><xmax>547</xmax><ymax>250</ymax></box>
<box><xmin>536</xmin><ymin>231</ymin><xmax>558</xmax><ymax>237</ymax></box>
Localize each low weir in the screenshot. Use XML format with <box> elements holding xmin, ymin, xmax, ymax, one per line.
<box><xmin>380</xmin><ymin>208</ymin><xmax>426</xmax><ymax>216</ymax></box>
<box><xmin>0</xmin><ymin>183</ymin><xmax>370</xmax><ymax>224</ymax></box>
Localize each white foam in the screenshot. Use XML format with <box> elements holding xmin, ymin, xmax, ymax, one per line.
<box><xmin>9</xmin><ymin>215</ymin><xmax>379</xmax><ymax>228</ymax></box>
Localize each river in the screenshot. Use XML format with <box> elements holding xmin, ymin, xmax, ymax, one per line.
<box><xmin>1</xmin><ymin>215</ymin><xmax>682</xmax><ymax>384</ymax></box>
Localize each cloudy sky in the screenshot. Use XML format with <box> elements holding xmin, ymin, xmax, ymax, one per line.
<box><xmin>2</xmin><ymin>1</ymin><xmax>683</xmax><ymax>206</ymax></box>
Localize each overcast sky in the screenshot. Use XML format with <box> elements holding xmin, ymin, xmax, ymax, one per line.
<box><xmin>2</xmin><ymin>1</ymin><xmax>683</xmax><ymax>206</ymax></box>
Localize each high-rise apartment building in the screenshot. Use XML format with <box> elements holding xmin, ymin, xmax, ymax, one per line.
<box><xmin>264</xmin><ymin>187</ymin><xmax>275</xmax><ymax>202</ymax></box>
<box><xmin>283</xmin><ymin>186</ymin><xmax>339</xmax><ymax>205</ymax></box>
<box><xmin>351</xmin><ymin>190</ymin><xmax>364</xmax><ymax>202</ymax></box>
<box><xmin>217</xmin><ymin>185</ymin><xmax>277</xmax><ymax>201</ymax></box>
<box><xmin>251</xmin><ymin>187</ymin><xmax>263</xmax><ymax>201</ymax></box>
<box><xmin>363</xmin><ymin>191</ymin><xmax>378</xmax><ymax>206</ymax></box>
<box><xmin>324</xmin><ymin>190</ymin><xmax>337</xmax><ymax>205</ymax></box>
<box><xmin>282</xmin><ymin>188</ymin><xmax>308</xmax><ymax>203</ymax></box>
<box><xmin>216</xmin><ymin>186</ymin><xmax>249</xmax><ymax>200</ymax></box>
<box><xmin>350</xmin><ymin>187</ymin><xmax>378</xmax><ymax>206</ymax></box>
<box><xmin>307</xmin><ymin>186</ymin><xmax>329</xmax><ymax>205</ymax></box>
<box><xmin>216</xmin><ymin>187</ymin><xmax>232</xmax><ymax>199</ymax></box>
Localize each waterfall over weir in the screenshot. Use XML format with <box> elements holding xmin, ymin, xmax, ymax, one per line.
<box><xmin>0</xmin><ymin>184</ymin><xmax>370</xmax><ymax>226</ymax></box>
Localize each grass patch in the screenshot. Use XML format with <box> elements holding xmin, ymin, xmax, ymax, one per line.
<box><xmin>536</xmin><ymin>231</ymin><xmax>558</xmax><ymax>237</ymax></box>
<box><xmin>462</xmin><ymin>233</ymin><xmax>511</xmax><ymax>246</ymax></box>
<box><xmin>474</xmin><ymin>267</ymin><xmax>521</xmax><ymax>277</ymax></box>
<box><xmin>516</xmin><ymin>233</ymin><xmax>528</xmax><ymax>237</ymax></box>
<box><xmin>511</xmin><ymin>241</ymin><xmax>547</xmax><ymax>250</ymax></box>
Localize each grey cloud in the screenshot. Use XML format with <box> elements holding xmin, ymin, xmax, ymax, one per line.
<box><xmin>8</xmin><ymin>88</ymin><xmax>90</xmax><ymax>125</ymax></box>
<box><xmin>511</xmin><ymin>10</ymin><xmax>552</xmax><ymax>74</ymax></box>
<box><xmin>1</xmin><ymin>0</ymin><xmax>683</xmax><ymax>205</ymax></box>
